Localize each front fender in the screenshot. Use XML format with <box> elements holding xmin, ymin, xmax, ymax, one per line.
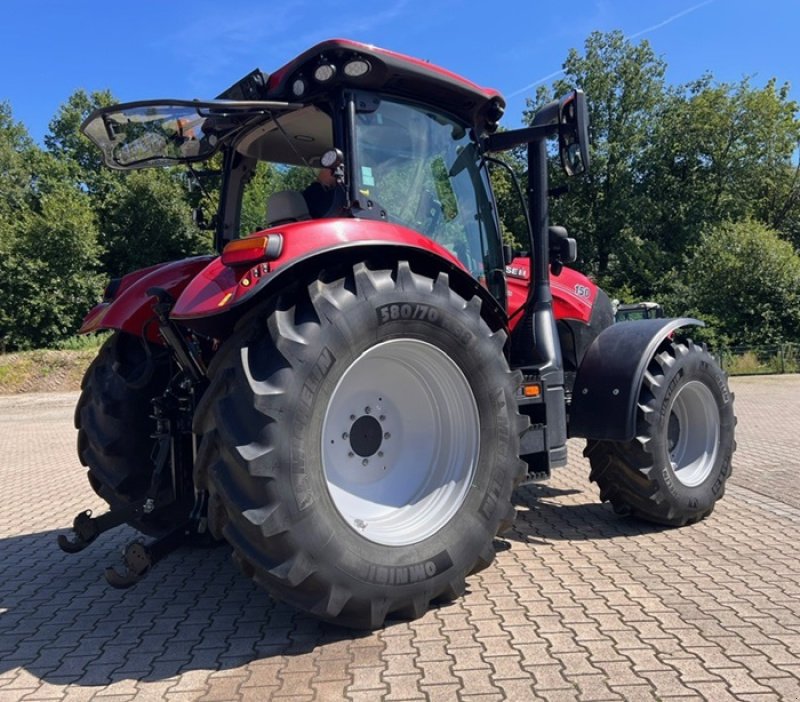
<box><xmin>568</xmin><ymin>318</ymin><xmax>705</xmax><ymax>441</ymax></box>
<box><xmin>79</xmin><ymin>256</ymin><xmax>214</xmax><ymax>343</ymax></box>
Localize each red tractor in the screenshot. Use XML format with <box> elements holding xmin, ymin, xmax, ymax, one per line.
<box><xmin>60</xmin><ymin>40</ymin><xmax>736</xmax><ymax>628</ymax></box>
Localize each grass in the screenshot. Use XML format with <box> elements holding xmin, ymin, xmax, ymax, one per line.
<box><xmin>54</xmin><ymin>333</ymin><xmax>108</xmax><ymax>351</ymax></box>
<box><xmin>0</xmin><ymin>336</ymin><xmax>106</xmax><ymax>394</ymax></box>
<box><xmin>720</xmin><ymin>344</ymin><xmax>799</xmax><ymax>376</ymax></box>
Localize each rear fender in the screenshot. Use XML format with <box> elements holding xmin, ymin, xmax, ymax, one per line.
<box><xmin>568</xmin><ymin>318</ymin><xmax>704</xmax><ymax>441</ymax></box>
<box><xmin>79</xmin><ymin>256</ymin><xmax>215</xmax><ymax>344</ymax></box>
<box><xmin>171</xmin><ymin>219</ymin><xmax>507</xmax><ymax>335</ymax></box>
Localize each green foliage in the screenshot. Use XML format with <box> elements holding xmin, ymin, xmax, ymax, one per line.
<box><xmin>487</xmin><ymin>149</ymin><xmax>528</xmax><ymax>248</ymax></box>
<box><xmin>99</xmin><ymin>169</ymin><xmax>211</xmax><ymax>275</ymax></box>
<box><xmin>0</xmin><ymin>180</ymin><xmax>104</xmax><ymax>350</ymax></box>
<box><xmin>45</xmin><ymin>89</ymin><xmax>117</xmax><ymax>192</ymax></box>
<box><xmin>678</xmin><ymin>220</ymin><xmax>800</xmax><ymax>346</ymax></box>
<box><xmin>0</xmin><ymin>90</ymin><xmax>212</xmax><ymax>350</ymax></box>
<box><xmin>514</xmin><ymin>30</ymin><xmax>800</xmax><ymax>346</ymax></box>
<box><xmin>526</xmin><ymin>30</ymin><xmax>668</xmax><ymax>285</ymax></box>
<box><xmin>0</xmin><ymin>101</ymin><xmax>37</xmax><ymax>222</ymax></box>
<box><xmin>45</xmin><ymin>89</ymin><xmax>214</xmax><ymax>277</ymax></box>
<box><xmin>54</xmin><ymin>332</ymin><xmax>108</xmax><ymax>351</ymax></box>
<box><xmin>2</xmin><ymin>34</ymin><xmax>800</xmax><ymax>351</ymax></box>
<box><xmin>643</xmin><ymin>77</ymin><xmax>800</xmax><ymax>268</ymax></box>
<box><xmin>719</xmin><ymin>344</ymin><xmax>799</xmax><ymax>375</ymax></box>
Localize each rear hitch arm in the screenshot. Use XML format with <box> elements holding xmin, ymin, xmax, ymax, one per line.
<box><xmin>57</xmin><ymin>499</ymin><xmax>152</xmax><ymax>553</ymax></box>
<box><xmin>105</xmin><ymin>492</ymin><xmax>210</xmax><ymax>588</ymax></box>
<box><xmin>104</xmin><ymin>521</ymin><xmax>194</xmax><ymax>588</ymax></box>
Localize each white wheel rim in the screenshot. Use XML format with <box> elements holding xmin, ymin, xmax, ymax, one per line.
<box><xmin>321</xmin><ymin>339</ymin><xmax>479</xmax><ymax>546</ymax></box>
<box><xmin>667</xmin><ymin>380</ymin><xmax>720</xmax><ymax>487</ymax></box>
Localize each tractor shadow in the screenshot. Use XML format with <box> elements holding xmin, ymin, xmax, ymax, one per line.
<box><xmin>507</xmin><ymin>482</ymin><xmax>670</xmax><ymax>545</ymax></box>
<box><xmin>0</xmin><ymin>488</ymin><xmax>671</xmax><ymax>689</ymax></box>
<box><xmin>0</xmin><ymin>525</ymin><xmax>368</xmax><ymax>688</ymax></box>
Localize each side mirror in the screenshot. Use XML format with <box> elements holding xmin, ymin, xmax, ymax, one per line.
<box><xmin>558</xmin><ymin>90</ymin><xmax>590</xmax><ymax>176</ymax></box>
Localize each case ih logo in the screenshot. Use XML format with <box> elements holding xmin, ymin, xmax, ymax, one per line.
<box><xmin>505</xmin><ymin>265</ymin><xmax>529</xmax><ymax>279</ymax></box>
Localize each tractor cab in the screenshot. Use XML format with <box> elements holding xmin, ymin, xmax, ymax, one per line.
<box><xmin>82</xmin><ymin>40</ymin><xmax>509</xmax><ymax>303</ymax></box>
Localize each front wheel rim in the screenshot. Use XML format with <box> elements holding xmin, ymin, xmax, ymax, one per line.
<box><xmin>666</xmin><ymin>380</ymin><xmax>720</xmax><ymax>487</ymax></box>
<box><xmin>321</xmin><ymin>339</ymin><xmax>480</xmax><ymax>546</ymax></box>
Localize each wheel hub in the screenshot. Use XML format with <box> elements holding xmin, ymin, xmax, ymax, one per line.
<box><xmin>349</xmin><ymin>415</ymin><xmax>383</xmax><ymax>457</ymax></box>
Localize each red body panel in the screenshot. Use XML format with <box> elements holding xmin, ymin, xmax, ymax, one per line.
<box><xmin>79</xmin><ymin>256</ymin><xmax>215</xmax><ymax>343</ymax></box>
<box><xmin>171</xmin><ymin>219</ymin><xmax>465</xmax><ymax>320</ymax></box>
<box><xmin>83</xmin><ymin>236</ymin><xmax>598</xmax><ymax>343</ymax></box>
<box><xmin>506</xmin><ymin>257</ymin><xmax>597</xmax><ymax>331</ymax></box>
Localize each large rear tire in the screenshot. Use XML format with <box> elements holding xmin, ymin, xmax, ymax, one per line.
<box><xmin>585</xmin><ymin>339</ymin><xmax>736</xmax><ymax>526</ymax></box>
<box><xmin>75</xmin><ymin>331</ymin><xmax>188</xmax><ymax>536</ymax></box>
<box><xmin>193</xmin><ymin>260</ymin><xmax>526</xmax><ymax>628</ymax></box>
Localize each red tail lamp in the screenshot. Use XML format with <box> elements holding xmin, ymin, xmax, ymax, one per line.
<box><xmin>221</xmin><ymin>234</ymin><xmax>283</xmax><ymax>268</ymax></box>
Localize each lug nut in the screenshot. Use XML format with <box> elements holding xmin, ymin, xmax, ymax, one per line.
<box><xmin>342</xmin><ymin>432</ymin><xmax>349</xmax><ymax>439</ymax></box>
<box><xmin>384</xmin><ymin>432</ymin><xmax>391</xmax><ymax>439</ymax></box>
<box><xmin>347</xmin><ymin>451</ymin><xmax>354</xmax><ymax>458</ymax></box>
<box><xmin>362</xmin><ymin>458</ymin><xmax>369</xmax><ymax>466</ymax></box>
<box><xmin>350</xmin><ymin>414</ymin><xmax>356</xmax><ymax>420</ymax></box>
<box><xmin>379</xmin><ymin>415</ymin><xmax>386</xmax><ymax>421</ymax></box>
<box><xmin>378</xmin><ymin>451</ymin><xmax>384</xmax><ymax>457</ymax></box>
<box><xmin>365</xmin><ymin>406</ymin><xmax>371</xmax><ymax>414</ymax></box>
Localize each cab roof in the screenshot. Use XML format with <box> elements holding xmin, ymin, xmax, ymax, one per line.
<box><xmin>218</xmin><ymin>38</ymin><xmax>506</xmax><ymax>131</ymax></box>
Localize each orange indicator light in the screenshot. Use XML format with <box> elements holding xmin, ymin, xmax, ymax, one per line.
<box><xmin>522</xmin><ymin>383</ymin><xmax>541</xmax><ymax>398</ymax></box>
<box><xmin>221</xmin><ymin>234</ymin><xmax>283</xmax><ymax>267</ymax></box>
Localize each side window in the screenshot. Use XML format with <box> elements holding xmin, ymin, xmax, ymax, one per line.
<box><xmin>353</xmin><ymin>97</ymin><xmax>504</xmax><ymax>302</ymax></box>
<box><xmin>235</xmin><ymin>104</ymin><xmax>334</xmax><ymax>236</ymax></box>
<box><xmin>239</xmin><ymin>162</ymin><xmax>315</xmax><ymax>236</ymax></box>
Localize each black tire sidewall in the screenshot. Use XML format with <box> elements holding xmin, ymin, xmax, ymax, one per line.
<box><xmin>647</xmin><ymin>346</ymin><xmax>735</xmax><ymax>513</ymax></box>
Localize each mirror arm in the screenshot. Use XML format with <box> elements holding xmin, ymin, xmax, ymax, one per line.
<box><xmin>483</xmin><ymin>123</ymin><xmax>555</xmax><ymax>153</ymax></box>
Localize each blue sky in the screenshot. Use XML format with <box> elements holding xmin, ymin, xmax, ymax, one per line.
<box><xmin>1</xmin><ymin>0</ymin><xmax>797</xmax><ymax>143</ymax></box>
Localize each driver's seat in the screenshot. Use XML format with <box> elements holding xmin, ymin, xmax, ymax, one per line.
<box><xmin>266</xmin><ymin>191</ymin><xmax>311</xmax><ymax>227</ymax></box>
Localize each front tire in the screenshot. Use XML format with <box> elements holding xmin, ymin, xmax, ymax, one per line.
<box><xmin>585</xmin><ymin>339</ymin><xmax>736</xmax><ymax>526</ymax></box>
<box><xmin>193</xmin><ymin>260</ymin><xmax>526</xmax><ymax>628</ymax></box>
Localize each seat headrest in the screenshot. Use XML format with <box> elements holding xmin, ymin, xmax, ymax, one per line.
<box><xmin>266</xmin><ymin>191</ymin><xmax>311</xmax><ymax>227</ymax></box>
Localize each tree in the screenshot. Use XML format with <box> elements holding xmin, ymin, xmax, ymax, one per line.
<box><xmin>0</xmin><ymin>101</ymin><xmax>37</xmax><ymax>225</ymax></box>
<box><xmin>45</xmin><ymin>89</ymin><xmax>117</xmax><ymax>194</ymax></box>
<box><xmin>525</xmin><ymin>31</ymin><xmax>668</xmax><ymax>292</ymax></box>
<box><xmin>521</xmin><ymin>30</ymin><xmax>800</xmax><ymax>307</ymax></box>
<box><xmin>45</xmin><ymin>89</ymin><xmax>214</xmax><ymax>277</ymax></box>
<box><xmin>644</xmin><ymin>77</ymin><xmax>800</xmax><ymax>266</ymax></box>
<box><xmin>1</xmin><ymin>171</ymin><xmax>104</xmax><ymax>350</ymax></box>
<box><xmin>100</xmin><ymin>169</ymin><xmax>211</xmax><ymax>276</ymax></box>
<box><xmin>0</xmin><ymin>104</ymin><xmax>40</xmax><ymax>349</ymax></box>
<box><xmin>673</xmin><ymin>220</ymin><xmax>800</xmax><ymax>346</ymax></box>
<box><xmin>487</xmin><ymin>148</ymin><xmax>529</xmax><ymax>248</ymax></box>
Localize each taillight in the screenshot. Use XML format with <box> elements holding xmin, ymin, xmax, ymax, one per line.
<box><xmin>221</xmin><ymin>234</ymin><xmax>283</xmax><ymax>268</ymax></box>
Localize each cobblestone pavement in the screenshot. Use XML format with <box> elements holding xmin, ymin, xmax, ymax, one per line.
<box><xmin>1</xmin><ymin>376</ymin><xmax>799</xmax><ymax>701</ymax></box>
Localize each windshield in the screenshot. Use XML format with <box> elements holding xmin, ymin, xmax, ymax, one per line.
<box><xmin>81</xmin><ymin>99</ymin><xmax>299</xmax><ymax>170</ymax></box>
<box><xmin>353</xmin><ymin>97</ymin><xmax>504</xmax><ymax>297</ymax></box>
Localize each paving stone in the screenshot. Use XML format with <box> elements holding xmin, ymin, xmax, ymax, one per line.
<box><xmin>2</xmin><ymin>378</ymin><xmax>799</xmax><ymax>700</ymax></box>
